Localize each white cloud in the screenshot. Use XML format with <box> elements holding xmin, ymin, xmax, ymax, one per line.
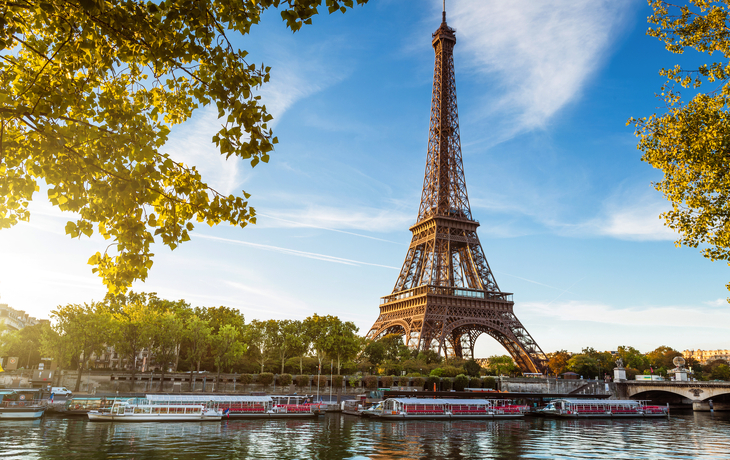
<box><xmin>704</xmin><ymin>298</ymin><xmax>729</xmax><ymax>307</ymax></box>
<box><xmin>574</xmin><ymin>188</ymin><xmax>678</xmax><ymax>241</ymax></box>
<box><xmin>445</xmin><ymin>0</ymin><xmax>633</xmax><ymax>139</ymax></box>
<box><xmin>521</xmin><ymin>299</ymin><xmax>730</xmax><ymax>330</ymax></box>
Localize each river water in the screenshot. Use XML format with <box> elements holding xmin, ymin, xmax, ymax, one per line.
<box><xmin>1</xmin><ymin>412</ymin><xmax>728</xmax><ymax>459</ymax></box>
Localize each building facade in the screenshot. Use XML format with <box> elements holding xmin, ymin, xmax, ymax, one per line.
<box><xmin>682</xmin><ymin>349</ymin><xmax>730</xmax><ymax>364</ymax></box>
<box><xmin>0</xmin><ymin>303</ymin><xmax>45</xmax><ymax>331</ymax></box>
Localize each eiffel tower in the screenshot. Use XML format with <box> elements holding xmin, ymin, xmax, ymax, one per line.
<box><xmin>366</xmin><ymin>8</ymin><xmax>547</xmax><ymax>374</ymax></box>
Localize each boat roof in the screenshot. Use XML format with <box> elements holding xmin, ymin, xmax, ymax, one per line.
<box><xmin>554</xmin><ymin>399</ymin><xmax>640</xmax><ymax>405</ymax></box>
<box><xmin>0</xmin><ymin>390</ymin><xmax>18</xmax><ymax>395</ymax></box>
<box><xmin>386</xmin><ymin>398</ymin><xmax>494</xmax><ymax>405</ymax></box>
<box><xmin>145</xmin><ymin>395</ymin><xmax>272</xmax><ymax>403</ymax></box>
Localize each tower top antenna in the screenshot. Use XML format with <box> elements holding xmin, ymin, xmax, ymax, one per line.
<box><xmin>442</xmin><ymin>0</ymin><xmax>446</xmax><ymax>23</ymax></box>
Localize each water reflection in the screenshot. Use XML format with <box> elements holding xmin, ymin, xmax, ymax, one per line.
<box><xmin>0</xmin><ymin>412</ymin><xmax>728</xmax><ymax>459</ymax></box>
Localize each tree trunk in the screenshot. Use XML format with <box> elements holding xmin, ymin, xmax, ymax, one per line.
<box><xmin>129</xmin><ymin>348</ymin><xmax>138</xmax><ymax>392</ymax></box>
<box><xmin>74</xmin><ymin>361</ymin><xmax>84</xmax><ymax>392</ymax></box>
<box><xmin>215</xmin><ymin>366</ymin><xmax>221</xmax><ymax>393</ymax></box>
<box><xmin>189</xmin><ymin>368</ymin><xmax>195</xmax><ymax>391</ymax></box>
<box><xmin>281</xmin><ymin>355</ymin><xmax>285</xmax><ymax>374</ymax></box>
<box><xmin>299</xmin><ymin>356</ymin><xmax>303</xmax><ymax>375</ymax></box>
<box><xmin>174</xmin><ymin>344</ymin><xmax>180</xmax><ymax>371</ymax></box>
<box><xmin>159</xmin><ymin>367</ymin><xmax>166</xmax><ymax>392</ymax></box>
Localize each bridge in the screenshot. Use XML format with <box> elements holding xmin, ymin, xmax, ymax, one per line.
<box><xmin>617</xmin><ymin>381</ymin><xmax>730</xmax><ymax>411</ymax></box>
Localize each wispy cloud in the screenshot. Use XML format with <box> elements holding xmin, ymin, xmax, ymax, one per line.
<box><xmin>522</xmin><ymin>300</ymin><xmax>730</xmax><ymax>329</ymax></box>
<box><xmin>445</xmin><ymin>0</ymin><xmax>633</xmax><ymax>141</ymax></box>
<box><xmin>164</xmin><ymin>36</ymin><xmax>351</xmax><ymax>196</ymax></box>
<box><xmin>472</xmin><ymin>182</ymin><xmax>677</xmax><ymax>242</ymax></box>
<box><xmin>571</xmin><ymin>188</ymin><xmax>677</xmax><ymax>241</ymax></box>
<box><xmin>704</xmin><ymin>298</ymin><xmax>729</xmax><ymax>307</ymax></box>
<box><xmin>193</xmin><ymin>233</ymin><xmax>399</xmax><ymax>270</ymax></box>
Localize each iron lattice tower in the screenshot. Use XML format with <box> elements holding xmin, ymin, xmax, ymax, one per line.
<box><xmin>366</xmin><ymin>11</ymin><xmax>547</xmax><ymax>374</ymax></box>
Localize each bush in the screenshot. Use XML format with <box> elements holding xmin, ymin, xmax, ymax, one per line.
<box><xmin>332</xmin><ymin>375</ymin><xmax>344</xmax><ymax>387</ymax></box>
<box><xmin>431</xmin><ymin>365</ymin><xmax>462</xmax><ymax>378</ymax></box>
<box><xmin>482</xmin><ymin>377</ymin><xmax>496</xmax><ymax>389</ymax></box>
<box><xmin>259</xmin><ymin>372</ymin><xmax>274</xmax><ymax>386</ymax></box>
<box><xmin>348</xmin><ymin>375</ymin><xmax>361</xmax><ymax>388</ymax></box>
<box><xmin>398</xmin><ymin>376</ymin><xmax>409</xmax><ymax>387</ymax></box>
<box><xmin>278</xmin><ymin>374</ymin><xmax>292</xmax><ymax>386</ymax></box>
<box><xmin>295</xmin><ymin>375</ymin><xmax>310</xmax><ymax>388</ymax></box>
<box><xmin>363</xmin><ymin>376</ymin><xmax>378</xmax><ymax>389</ymax></box>
<box><xmin>425</xmin><ymin>376</ymin><xmax>440</xmax><ymax>391</ymax></box>
<box><xmin>313</xmin><ymin>375</ymin><xmax>328</xmax><ymax>388</ymax></box>
<box><xmin>441</xmin><ymin>378</ymin><xmax>453</xmax><ymax>391</ymax></box>
<box><xmin>413</xmin><ymin>377</ymin><xmax>426</xmax><ymax>389</ymax></box>
<box><xmin>380</xmin><ymin>376</ymin><xmax>393</xmax><ymax>387</ymax></box>
<box><xmin>454</xmin><ymin>374</ymin><xmax>469</xmax><ymax>391</ymax></box>
<box><xmin>239</xmin><ymin>374</ymin><xmax>253</xmax><ymax>385</ymax></box>
<box><xmin>469</xmin><ymin>377</ymin><xmax>482</xmax><ymax>388</ymax></box>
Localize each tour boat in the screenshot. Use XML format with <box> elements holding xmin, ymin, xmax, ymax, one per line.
<box><xmin>539</xmin><ymin>399</ymin><xmax>669</xmax><ymax>418</ymax></box>
<box><xmin>365</xmin><ymin>398</ymin><xmax>527</xmax><ymax>420</ymax></box>
<box><xmin>88</xmin><ymin>397</ymin><xmax>222</xmax><ymax>422</ymax></box>
<box><xmin>144</xmin><ymin>395</ymin><xmax>319</xmax><ymax>419</ymax></box>
<box><xmin>0</xmin><ymin>400</ymin><xmax>45</xmax><ymax>419</ymax></box>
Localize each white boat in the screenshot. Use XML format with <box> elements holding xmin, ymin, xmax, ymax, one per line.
<box><xmin>88</xmin><ymin>397</ymin><xmax>222</xmax><ymax>422</ymax></box>
<box><xmin>366</xmin><ymin>398</ymin><xmax>527</xmax><ymax>420</ymax></box>
<box><xmin>539</xmin><ymin>399</ymin><xmax>669</xmax><ymax>418</ymax></box>
<box><xmin>0</xmin><ymin>401</ymin><xmax>45</xmax><ymax>419</ymax></box>
<box><xmin>145</xmin><ymin>395</ymin><xmax>318</xmax><ymax>419</ymax></box>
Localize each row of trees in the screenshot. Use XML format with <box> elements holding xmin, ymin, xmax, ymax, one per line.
<box><xmin>547</xmin><ymin>346</ymin><xmax>729</xmax><ymax>381</ymax></box>
<box><xmin>1</xmin><ymin>292</ymin><xmax>361</xmax><ymax>392</ymax></box>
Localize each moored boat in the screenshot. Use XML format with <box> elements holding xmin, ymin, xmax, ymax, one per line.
<box><xmin>145</xmin><ymin>395</ymin><xmax>318</xmax><ymax>419</ymax></box>
<box><xmin>0</xmin><ymin>390</ymin><xmax>45</xmax><ymax>420</ymax></box>
<box><xmin>88</xmin><ymin>398</ymin><xmax>222</xmax><ymax>422</ymax></box>
<box><xmin>539</xmin><ymin>399</ymin><xmax>669</xmax><ymax>418</ymax></box>
<box><xmin>0</xmin><ymin>401</ymin><xmax>45</xmax><ymax>420</ymax></box>
<box><xmin>366</xmin><ymin>398</ymin><xmax>527</xmax><ymax>420</ymax></box>
<box><xmin>64</xmin><ymin>397</ymin><xmax>124</xmax><ymax>415</ymax></box>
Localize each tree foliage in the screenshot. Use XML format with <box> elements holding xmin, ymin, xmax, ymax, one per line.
<box><xmin>632</xmin><ymin>0</ymin><xmax>730</xmax><ymax>295</ymax></box>
<box><xmin>0</xmin><ymin>0</ymin><xmax>367</xmax><ymax>293</ymax></box>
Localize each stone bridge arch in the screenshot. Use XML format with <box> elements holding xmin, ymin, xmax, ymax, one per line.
<box><xmin>620</xmin><ymin>382</ymin><xmax>730</xmax><ymax>410</ymax></box>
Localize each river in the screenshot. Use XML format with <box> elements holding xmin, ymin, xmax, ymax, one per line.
<box><xmin>1</xmin><ymin>411</ymin><xmax>728</xmax><ymax>459</ymax></box>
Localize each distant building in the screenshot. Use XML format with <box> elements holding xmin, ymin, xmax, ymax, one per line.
<box><xmin>0</xmin><ymin>303</ymin><xmax>46</xmax><ymax>331</ymax></box>
<box><xmin>682</xmin><ymin>349</ymin><xmax>730</xmax><ymax>364</ymax></box>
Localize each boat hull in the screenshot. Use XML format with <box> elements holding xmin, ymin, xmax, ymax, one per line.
<box><xmin>373</xmin><ymin>413</ymin><xmax>524</xmax><ymax>420</ymax></box>
<box><xmin>224</xmin><ymin>412</ymin><xmax>317</xmax><ymax>419</ymax></box>
<box><xmin>0</xmin><ymin>408</ymin><xmax>45</xmax><ymax>419</ymax></box>
<box><xmin>88</xmin><ymin>412</ymin><xmax>221</xmax><ymax>422</ymax></box>
<box><xmin>542</xmin><ymin>412</ymin><xmax>667</xmax><ymax>419</ymax></box>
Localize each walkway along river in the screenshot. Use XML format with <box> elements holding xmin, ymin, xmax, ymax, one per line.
<box><xmin>0</xmin><ymin>411</ymin><xmax>728</xmax><ymax>459</ymax></box>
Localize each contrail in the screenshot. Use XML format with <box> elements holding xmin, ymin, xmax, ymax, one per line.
<box><xmin>497</xmin><ymin>271</ymin><xmax>576</xmax><ymax>295</ymax></box>
<box><xmin>193</xmin><ymin>233</ymin><xmax>400</xmax><ymax>270</ymax></box>
<box><xmin>257</xmin><ymin>213</ymin><xmax>405</xmax><ymax>245</ymax></box>
<box><xmin>545</xmin><ymin>277</ymin><xmax>586</xmax><ymax>307</ymax></box>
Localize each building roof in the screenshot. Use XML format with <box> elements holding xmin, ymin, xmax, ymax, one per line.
<box><xmin>145</xmin><ymin>395</ymin><xmax>272</xmax><ymax>403</ymax></box>
<box><xmin>387</xmin><ymin>398</ymin><xmax>493</xmax><ymax>405</ymax></box>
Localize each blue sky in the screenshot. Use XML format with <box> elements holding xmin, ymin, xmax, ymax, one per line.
<box><xmin>1</xmin><ymin>0</ymin><xmax>728</xmax><ymax>356</ymax></box>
